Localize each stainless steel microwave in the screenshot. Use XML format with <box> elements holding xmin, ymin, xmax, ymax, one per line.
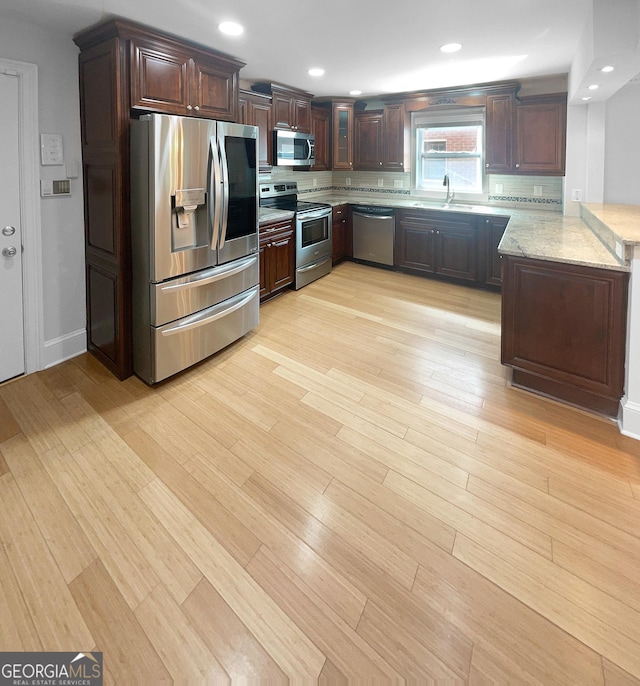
<box><xmin>273</xmin><ymin>129</ymin><xmax>315</xmax><ymax>166</ymax></box>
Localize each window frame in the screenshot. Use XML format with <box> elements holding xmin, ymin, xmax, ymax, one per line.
<box><xmin>411</xmin><ymin>107</ymin><xmax>488</xmax><ymax>202</ymax></box>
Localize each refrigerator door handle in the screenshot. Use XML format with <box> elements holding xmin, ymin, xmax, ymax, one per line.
<box><xmin>219</xmin><ymin>133</ymin><xmax>230</xmax><ymax>250</ymax></box>
<box><xmin>209</xmin><ymin>137</ymin><xmax>223</xmax><ymax>252</ymax></box>
<box><xmin>160</xmin><ymin>287</ymin><xmax>258</xmax><ymax>336</ymax></box>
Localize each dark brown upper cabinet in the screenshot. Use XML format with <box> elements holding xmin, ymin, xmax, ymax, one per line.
<box><xmin>252</xmin><ymin>83</ymin><xmax>313</xmax><ymax>133</ymax></box>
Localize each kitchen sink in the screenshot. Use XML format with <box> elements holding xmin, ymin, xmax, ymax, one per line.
<box><xmin>412</xmin><ymin>201</ymin><xmax>482</xmax><ymax>211</ymax></box>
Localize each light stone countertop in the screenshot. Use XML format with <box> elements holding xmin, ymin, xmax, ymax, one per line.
<box><xmin>259</xmin><ymin>207</ymin><xmax>295</xmax><ymax>224</ymax></box>
<box><xmin>304</xmin><ymin>193</ymin><xmax>631</xmax><ymax>272</ymax></box>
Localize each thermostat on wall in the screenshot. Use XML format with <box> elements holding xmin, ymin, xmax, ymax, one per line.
<box><xmin>41</xmin><ymin>179</ymin><xmax>71</xmax><ymax>197</ymax></box>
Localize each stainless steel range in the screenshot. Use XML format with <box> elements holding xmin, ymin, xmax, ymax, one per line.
<box><xmin>259</xmin><ymin>182</ymin><xmax>333</xmax><ymax>289</ymax></box>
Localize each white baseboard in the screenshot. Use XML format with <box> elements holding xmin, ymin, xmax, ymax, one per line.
<box><xmin>43</xmin><ymin>329</ymin><xmax>87</xmax><ymax>369</ymax></box>
<box><xmin>618</xmin><ymin>397</ymin><xmax>640</xmax><ymax>441</ymax></box>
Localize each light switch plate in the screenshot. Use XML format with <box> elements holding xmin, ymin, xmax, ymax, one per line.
<box><xmin>40</xmin><ymin>133</ymin><xmax>64</xmax><ymax>165</ymax></box>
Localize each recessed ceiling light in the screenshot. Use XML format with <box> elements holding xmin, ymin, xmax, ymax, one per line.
<box><xmin>440</xmin><ymin>43</ymin><xmax>462</xmax><ymax>53</ymax></box>
<box><xmin>582</xmin><ymin>96</ymin><xmax>592</xmax><ymax>101</ymax></box>
<box><xmin>308</xmin><ymin>68</ymin><xmax>325</xmax><ymax>77</ymax></box>
<box><xmin>218</xmin><ymin>21</ymin><xmax>243</xmax><ymax>36</ymax></box>
<box><xmin>601</xmin><ymin>65</ymin><xmax>615</xmax><ymax>73</ymax></box>
<box><xmin>349</xmin><ymin>90</ymin><xmax>362</xmax><ymax>96</ymax></box>
<box><xmin>588</xmin><ymin>84</ymin><xmax>599</xmax><ymax>90</ymax></box>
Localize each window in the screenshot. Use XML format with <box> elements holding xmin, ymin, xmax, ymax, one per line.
<box><xmin>412</xmin><ymin>107</ymin><xmax>485</xmax><ymax>196</ymax></box>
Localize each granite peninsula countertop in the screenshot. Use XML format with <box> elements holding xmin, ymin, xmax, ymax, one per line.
<box><xmin>303</xmin><ymin>193</ymin><xmax>635</xmax><ymax>272</ymax></box>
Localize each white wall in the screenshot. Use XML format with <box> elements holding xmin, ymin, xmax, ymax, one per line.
<box><xmin>0</xmin><ymin>14</ymin><xmax>86</xmax><ymax>364</ymax></box>
<box><xmin>605</xmin><ymin>82</ymin><xmax>640</xmax><ymax>204</ymax></box>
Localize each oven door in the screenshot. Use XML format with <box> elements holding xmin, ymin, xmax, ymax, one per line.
<box><xmin>296</xmin><ymin>209</ymin><xmax>332</xmax><ymax>267</ymax></box>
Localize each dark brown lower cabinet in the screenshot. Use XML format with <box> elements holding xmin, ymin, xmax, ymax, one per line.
<box><xmin>501</xmin><ymin>256</ymin><xmax>629</xmax><ymax>416</ymax></box>
<box><xmin>259</xmin><ymin>217</ymin><xmax>295</xmax><ymax>302</ymax></box>
<box><xmin>332</xmin><ymin>204</ymin><xmax>349</xmax><ymax>264</ymax></box>
<box><xmin>395</xmin><ymin>209</ymin><xmax>477</xmax><ymax>283</ymax></box>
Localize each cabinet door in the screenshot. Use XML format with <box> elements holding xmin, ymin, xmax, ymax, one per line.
<box><xmin>434</xmin><ymin>221</ymin><xmax>477</xmax><ymax>282</ymax></box>
<box><xmin>259</xmin><ymin>219</ymin><xmax>295</xmax><ymax>301</ymax></box>
<box><xmin>383</xmin><ymin>104</ymin><xmax>405</xmax><ymax>171</ymax></box>
<box><xmin>501</xmin><ymin>256</ymin><xmax>628</xmax><ymax>415</ymax></box>
<box><xmin>311</xmin><ymin>106</ymin><xmax>331</xmax><ymax>171</ymax></box>
<box><xmin>248</xmin><ymin>95</ymin><xmax>273</xmax><ymax>172</ymax></box>
<box><xmin>332</xmin><ymin>205</ymin><xmax>347</xmax><ymax>263</ymax></box>
<box><xmin>190</xmin><ymin>54</ymin><xmax>237</xmax><ymax>121</ymax></box>
<box><xmin>395</xmin><ymin>212</ymin><xmax>435</xmax><ymax>272</ymax></box>
<box><xmin>482</xmin><ymin>216</ymin><xmax>508</xmax><ymax>287</ymax></box>
<box><xmin>293</xmin><ymin>98</ymin><xmax>311</xmax><ymax>133</ymax></box>
<box><xmin>272</xmin><ymin>93</ymin><xmax>294</xmax><ymax>130</ymax></box>
<box><xmin>515</xmin><ymin>97</ymin><xmax>566</xmax><ymax>174</ymax></box>
<box><xmin>355</xmin><ymin>111</ymin><xmax>384</xmax><ymax>170</ymax></box>
<box><xmin>130</xmin><ymin>37</ymin><xmax>190</xmax><ymax>114</ymax></box>
<box><xmin>485</xmin><ymin>93</ymin><xmax>514</xmax><ymax>173</ymax></box>
<box><xmin>259</xmin><ymin>240</ymin><xmax>268</xmax><ymax>300</ymax></box>
<box><xmin>332</xmin><ymin>105</ymin><xmax>354</xmax><ymax>170</ymax></box>
<box><xmin>270</xmin><ymin>233</ymin><xmax>295</xmax><ymax>292</ymax></box>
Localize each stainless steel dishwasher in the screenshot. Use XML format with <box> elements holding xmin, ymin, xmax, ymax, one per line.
<box><xmin>352</xmin><ymin>206</ymin><xmax>395</xmax><ymax>267</ymax></box>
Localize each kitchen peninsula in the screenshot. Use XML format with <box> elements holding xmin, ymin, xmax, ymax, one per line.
<box><xmin>302</xmin><ymin>191</ymin><xmax>635</xmax><ymax>419</ymax></box>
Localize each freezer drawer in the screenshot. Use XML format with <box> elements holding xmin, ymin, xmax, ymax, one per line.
<box><xmin>151</xmin><ymin>255</ymin><xmax>258</xmax><ymax>326</ymax></box>
<box><xmin>147</xmin><ymin>285</ymin><xmax>259</xmax><ymax>384</ymax></box>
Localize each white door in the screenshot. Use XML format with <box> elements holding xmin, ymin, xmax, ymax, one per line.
<box><xmin>0</xmin><ymin>71</ymin><xmax>25</xmax><ymax>382</ymax></box>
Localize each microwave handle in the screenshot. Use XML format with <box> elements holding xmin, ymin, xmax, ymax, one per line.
<box><xmin>209</xmin><ymin>137</ymin><xmax>223</xmax><ymax>252</ymax></box>
<box><xmin>307</xmin><ymin>138</ymin><xmax>314</xmax><ymax>160</ymax></box>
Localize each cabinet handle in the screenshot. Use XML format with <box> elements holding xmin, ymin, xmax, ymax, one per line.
<box><xmin>515</xmin><ymin>163</ymin><xmax>520</xmax><ymax>168</ymax></box>
<box><xmin>485</xmin><ymin>163</ymin><xmax>490</xmax><ymax>168</ymax></box>
<box><xmin>187</xmin><ymin>104</ymin><xmax>192</xmax><ymax>111</ymax></box>
<box><xmin>194</xmin><ymin>105</ymin><xmax>200</xmax><ymax>111</ymax></box>
<box><xmin>379</xmin><ymin>161</ymin><xmax>383</xmax><ymax>166</ymax></box>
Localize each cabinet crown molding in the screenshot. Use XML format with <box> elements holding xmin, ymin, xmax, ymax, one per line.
<box><xmin>73</xmin><ymin>17</ymin><xmax>245</xmax><ymax>70</ymax></box>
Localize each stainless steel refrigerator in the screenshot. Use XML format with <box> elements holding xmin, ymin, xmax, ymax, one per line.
<box><xmin>130</xmin><ymin>114</ymin><xmax>260</xmax><ymax>384</ymax></box>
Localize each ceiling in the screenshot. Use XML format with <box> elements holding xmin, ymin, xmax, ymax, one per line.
<box><xmin>1</xmin><ymin>0</ymin><xmax>638</xmax><ymax>101</ymax></box>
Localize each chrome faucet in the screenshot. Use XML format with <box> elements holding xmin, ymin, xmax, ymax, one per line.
<box><xmin>443</xmin><ymin>174</ymin><xmax>454</xmax><ymax>204</ymax></box>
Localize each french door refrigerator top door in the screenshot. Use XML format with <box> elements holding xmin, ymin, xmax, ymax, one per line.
<box><xmin>215</xmin><ymin>121</ymin><xmax>259</xmax><ymax>266</ymax></box>
<box><xmin>140</xmin><ymin>114</ymin><xmax>258</xmax><ymax>283</ymax></box>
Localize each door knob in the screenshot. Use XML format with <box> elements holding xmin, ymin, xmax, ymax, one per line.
<box><xmin>2</xmin><ymin>246</ymin><xmax>17</xmax><ymax>257</ymax></box>
<box><xmin>2</xmin><ymin>226</ymin><xmax>15</xmax><ymax>236</ymax></box>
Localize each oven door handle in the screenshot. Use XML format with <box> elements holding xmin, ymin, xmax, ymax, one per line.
<box><xmin>298</xmin><ymin>209</ymin><xmax>332</xmax><ymax>222</ymax></box>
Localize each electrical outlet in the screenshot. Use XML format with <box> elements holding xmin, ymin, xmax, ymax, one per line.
<box><xmin>378</xmin><ymin>178</ymin><xmax>384</xmax><ymax>187</ymax></box>
<box><xmin>571</xmin><ymin>189</ymin><xmax>583</xmax><ymax>202</ymax></box>
<box><xmin>495</xmin><ymin>183</ymin><xmax>503</xmax><ymax>194</ymax></box>
<box><xmin>312</xmin><ymin>178</ymin><xmax>318</xmax><ymax>187</ymax></box>
<box><xmin>533</xmin><ymin>185</ymin><xmax>543</xmax><ymax>196</ymax></box>
<box><xmin>393</xmin><ymin>179</ymin><xmax>403</xmax><ymax>189</ymax></box>
<box><xmin>346</xmin><ymin>177</ymin><xmax>351</xmax><ymax>186</ymax></box>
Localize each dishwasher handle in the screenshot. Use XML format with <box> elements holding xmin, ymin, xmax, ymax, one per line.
<box><xmin>353</xmin><ymin>211</ymin><xmax>395</xmax><ymax>221</ymax></box>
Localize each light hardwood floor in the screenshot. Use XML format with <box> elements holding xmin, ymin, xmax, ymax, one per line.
<box><xmin>2</xmin><ymin>260</ymin><xmax>640</xmax><ymax>684</ymax></box>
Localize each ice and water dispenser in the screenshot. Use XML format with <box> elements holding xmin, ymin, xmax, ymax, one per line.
<box><xmin>171</xmin><ymin>188</ymin><xmax>207</xmax><ymax>251</ymax></box>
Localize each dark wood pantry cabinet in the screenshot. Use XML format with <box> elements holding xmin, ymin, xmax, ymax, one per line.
<box><xmin>74</xmin><ymin>19</ymin><xmax>244</xmax><ymax>379</ymax></box>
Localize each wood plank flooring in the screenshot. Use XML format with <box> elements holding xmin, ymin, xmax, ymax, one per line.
<box><xmin>2</xmin><ymin>260</ymin><xmax>640</xmax><ymax>683</ymax></box>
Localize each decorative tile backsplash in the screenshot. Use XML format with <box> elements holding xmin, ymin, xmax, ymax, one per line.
<box><xmin>261</xmin><ymin>167</ymin><xmax>563</xmax><ymax>210</ymax></box>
